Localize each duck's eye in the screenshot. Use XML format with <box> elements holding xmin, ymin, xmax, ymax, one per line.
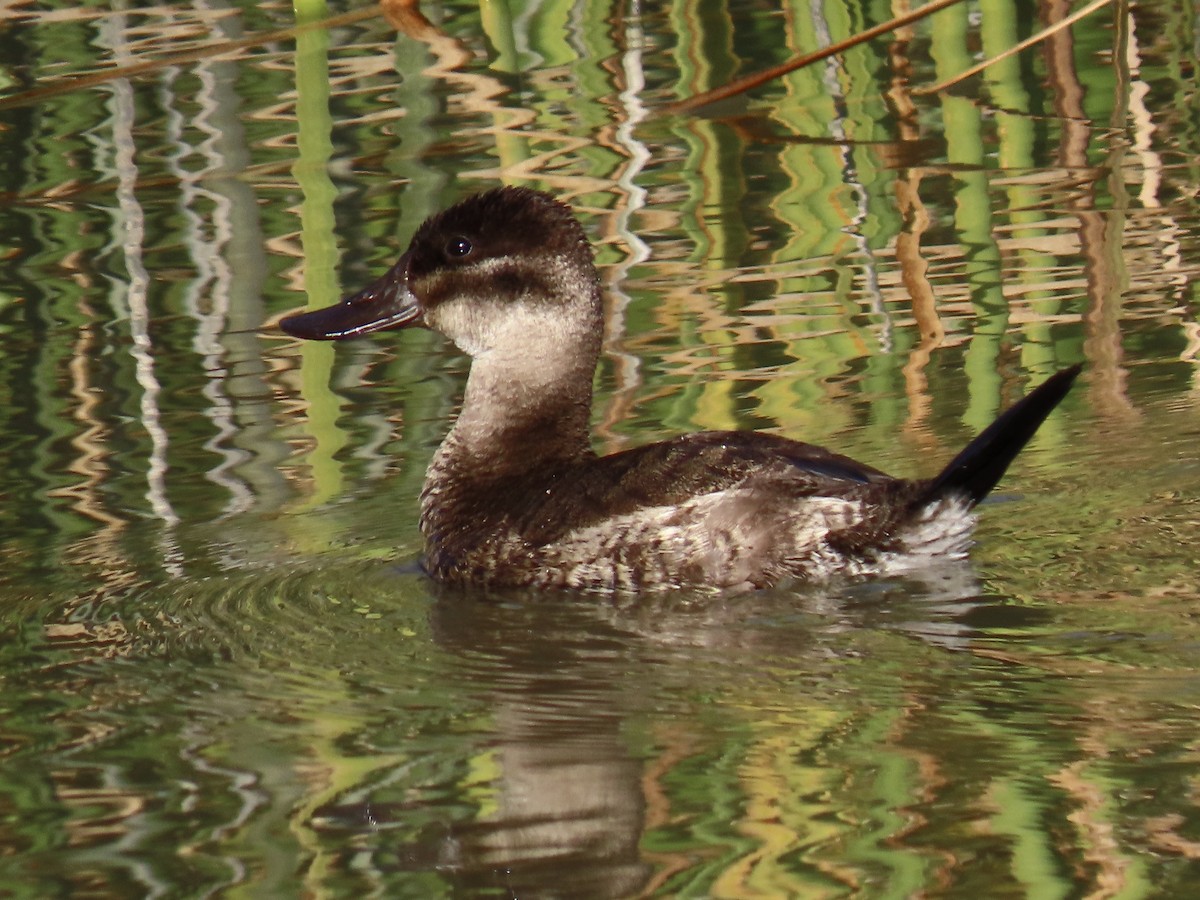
<box><xmin>446</xmin><ymin>237</ymin><xmax>473</xmax><ymax>260</ymax></box>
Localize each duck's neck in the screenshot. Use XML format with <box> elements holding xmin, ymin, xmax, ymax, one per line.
<box><xmin>433</xmin><ymin>328</ymin><xmax>601</xmax><ymax>481</ymax></box>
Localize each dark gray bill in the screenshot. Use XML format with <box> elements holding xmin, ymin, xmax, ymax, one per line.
<box><xmin>280</xmin><ymin>251</ymin><xmax>421</xmax><ymax>340</ymax></box>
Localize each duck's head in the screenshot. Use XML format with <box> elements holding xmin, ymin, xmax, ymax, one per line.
<box><xmin>280</xmin><ymin>187</ymin><xmax>602</xmax><ymax>357</ymax></box>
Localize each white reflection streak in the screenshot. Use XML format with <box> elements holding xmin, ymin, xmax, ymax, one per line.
<box><xmin>1124</xmin><ymin>13</ymin><xmax>1162</xmax><ymax>210</ymax></box>
<box><xmin>809</xmin><ymin>0</ymin><xmax>890</xmax><ymax>352</ymax></box>
<box><xmin>179</xmin><ymin>727</ymin><xmax>265</xmax><ymax>889</ymax></box>
<box><xmin>1124</xmin><ymin>8</ymin><xmax>1190</xmax><ymax>388</ymax></box>
<box><xmin>163</xmin><ymin>26</ymin><xmax>255</xmax><ymax>518</ymax></box>
<box><xmin>607</xmin><ymin>1</ymin><xmax>652</xmax><ymax>392</ymax></box>
<box><xmin>100</xmin><ymin>16</ymin><xmax>184</xmax><ymax>574</ymax></box>
<box><xmin>1181</xmin><ymin>322</ymin><xmax>1200</xmax><ymax>393</ymax></box>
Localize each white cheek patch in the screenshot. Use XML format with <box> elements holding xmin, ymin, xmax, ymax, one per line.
<box><xmin>425</xmin><ymin>298</ymin><xmax>486</xmax><ymax>356</ymax></box>
<box><xmin>428</xmin><ymin>298</ymin><xmax>587</xmax><ymax>361</ymax></box>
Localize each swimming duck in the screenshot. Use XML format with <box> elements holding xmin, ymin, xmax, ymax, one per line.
<box><xmin>281</xmin><ymin>186</ymin><xmax>1079</xmax><ymax>593</ymax></box>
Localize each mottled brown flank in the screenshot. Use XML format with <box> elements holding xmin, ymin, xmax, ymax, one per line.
<box><xmin>307</xmin><ymin>187</ymin><xmax>1078</xmax><ymax>593</ymax></box>
<box><xmin>419</xmin><ymin>441</ymin><xmax>926</xmax><ymax>591</ymax></box>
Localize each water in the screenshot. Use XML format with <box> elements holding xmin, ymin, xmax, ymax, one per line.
<box><xmin>2</xmin><ymin>0</ymin><xmax>1200</xmax><ymax>895</ymax></box>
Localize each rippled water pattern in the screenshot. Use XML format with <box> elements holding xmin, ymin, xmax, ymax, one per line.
<box><xmin>1</xmin><ymin>0</ymin><xmax>1199</xmax><ymax>895</ymax></box>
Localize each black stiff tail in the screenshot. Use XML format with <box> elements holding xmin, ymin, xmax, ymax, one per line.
<box><xmin>920</xmin><ymin>365</ymin><xmax>1081</xmax><ymax>508</ymax></box>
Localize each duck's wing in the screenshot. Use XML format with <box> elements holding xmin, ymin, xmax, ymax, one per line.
<box><xmin>509</xmin><ymin>431</ymin><xmax>898</xmax><ymax>546</ymax></box>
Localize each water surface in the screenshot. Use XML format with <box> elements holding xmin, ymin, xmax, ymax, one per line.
<box><xmin>1</xmin><ymin>0</ymin><xmax>1199</xmax><ymax>895</ymax></box>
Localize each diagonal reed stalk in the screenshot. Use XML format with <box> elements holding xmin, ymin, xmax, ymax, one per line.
<box><xmin>664</xmin><ymin>0</ymin><xmax>965</xmax><ymax>114</ymax></box>
<box><xmin>914</xmin><ymin>0</ymin><xmax>1114</xmax><ymax>94</ymax></box>
<box><xmin>0</xmin><ymin>5</ymin><xmax>382</xmax><ymax>111</ymax></box>
<box><xmin>666</xmin><ymin>0</ymin><xmax>1116</xmax><ymax>113</ymax></box>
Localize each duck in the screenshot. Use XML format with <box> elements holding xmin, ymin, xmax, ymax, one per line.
<box><xmin>280</xmin><ymin>186</ymin><xmax>1080</xmax><ymax>593</ymax></box>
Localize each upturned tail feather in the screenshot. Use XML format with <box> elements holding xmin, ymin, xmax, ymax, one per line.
<box><xmin>920</xmin><ymin>365</ymin><xmax>1082</xmax><ymax>508</ymax></box>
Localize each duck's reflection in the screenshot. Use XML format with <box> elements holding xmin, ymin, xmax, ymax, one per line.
<box><xmin>366</xmin><ymin>563</ymin><xmax>1003</xmax><ymax>896</ymax></box>
<box><xmin>423</xmin><ymin>592</ymin><xmax>654</xmax><ymax>897</ymax></box>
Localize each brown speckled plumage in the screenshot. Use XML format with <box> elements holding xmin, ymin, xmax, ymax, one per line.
<box><xmin>282</xmin><ymin>187</ymin><xmax>1080</xmax><ymax>593</ymax></box>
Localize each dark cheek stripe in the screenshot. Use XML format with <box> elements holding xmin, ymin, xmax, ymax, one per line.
<box><xmin>423</xmin><ymin>264</ymin><xmax>553</xmax><ymax>307</ymax></box>
<box><xmin>417</xmin><ymin>271</ymin><xmax>470</xmax><ymax>309</ymax></box>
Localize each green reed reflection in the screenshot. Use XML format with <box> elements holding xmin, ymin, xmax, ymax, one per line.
<box><xmin>292</xmin><ymin>0</ymin><xmax>347</xmax><ymax>512</ymax></box>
